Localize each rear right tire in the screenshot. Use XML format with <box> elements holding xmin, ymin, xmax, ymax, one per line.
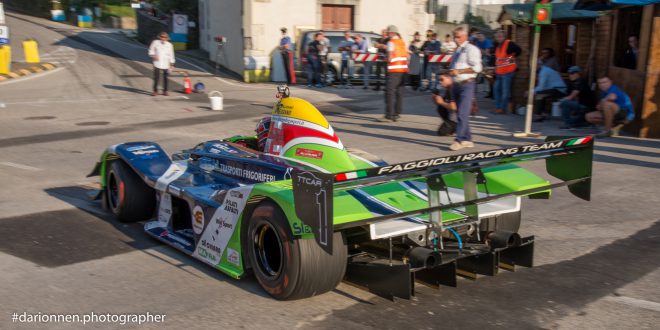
<box><xmin>245</xmin><ymin>201</ymin><xmax>347</xmax><ymax>300</ymax></box>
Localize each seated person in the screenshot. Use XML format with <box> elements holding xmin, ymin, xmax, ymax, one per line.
<box><xmin>531</xmin><ymin>65</ymin><xmax>567</xmax><ymax>122</ymax></box>
<box><xmin>558</xmin><ymin>66</ymin><xmax>596</xmax><ymax>130</ymax></box>
<box><xmin>431</xmin><ymin>72</ymin><xmax>457</xmax><ymax>136</ymax></box>
<box><xmin>586</xmin><ymin>77</ymin><xmax>634</xmax><ymax>137</ymax></box>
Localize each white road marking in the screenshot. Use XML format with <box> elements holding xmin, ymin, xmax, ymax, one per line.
<box><xmin>0</xmin><ymin>67</ymin><xmax>66</xmax><ymax>86</ymax></box>
<box><xmin>0</xmin><ymin>162</ymin><xmax>43</xmax><ymax>171</ymax></box>
<box><xmin>1</xmin><ymin>96</ymin><xmax>148</xmax><ymax>105</ymax></box>
<box><xmin>604</xmin><ymin>295</ymin><xmax>660</xmax><ymax>312</ymax></box>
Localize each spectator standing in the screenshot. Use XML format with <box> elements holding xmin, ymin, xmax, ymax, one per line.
<box><xmin>279</xmin><ymin>27</ymin><xmax>295</xmax><ymax>85</ymax></box>
<box><xmin>538</xmin><ymin>48</ymin><xmax>560</xmax><ymax>72</ymax></box>
<box><xmin>586</xmin><ymin>76</ymin><xmax>634</xmax><ymax>137</ymax></box>
<box><xmin>432</xmin><ymin>73</ymin><xmax>458</xmax><ymax>136</ymax></box>
<box><xmin>408</xmin><ymin>32</ymin><xmax>423</xmax><ymax>91</ymax></box>
<box><xmin>532</xmin><ymin>65</ymin><xmax>567</xmax><ymax>122</ymax></box>
<box><xmin>318</xmin><ymin>31</ymin><xmax>330</xmax><ymax>86</ymax></box>
<box><xmin>373</xmin><ymin>29</ymin><xmax>390</xmax><ymax>91</ymax></box>
<box><xmin>558</xmin><ymin>66</ymin><xmax>596</xmax><ymax>130</ymax></box>
<box><xmin>622</xmin><ymin>35</ymin><xmax>639</xmax><ymax>70</ymax></box>
<box><xmin>441</xmin><ymin>34</ymin><xmax>457</xmax><ymax>55</ymax></box>
<box><xmin>447</xmin><ymin>27</ymin><xmax>482</xmax><ymax>151</ymax></box>
<box><xmin>352</xmin><ymin>34</ymin><xmax>371</xmax><ymax>89</ymax></box>
<box><xmin>148</xmin><ymin>32</ymin><xmax>175</xmax><ymax>96</ymax></box>
<box><xmin>492</xmin><ymin>30</ymin><xmax>522</xmax><ymax>114</ymax></box>
<box><xmin>420</xmin><ymin>30</ymin><xmax>434</xmax><ymax>86</ymax></box>
<box><xmin>306</xmin><ymin>33</ymin><xmax>322</xmax><ymax>88</ymax></box>
<box><xmin>337</xmin><ymin>31</ymin><xmax>355</xmax><ymax>88</ymax></box>
<box><xmin>474</xmin><ymin>32</ymin><xmax>494</xmax><ymax>98</ymax></box>
<box><xmin>423</xmin><ymin>33</ymin><xmax>441</xmax><ymax>91</ymax></box>
<box><xmin>379</xmin><ymin>25</ymin><xmax>408</xmax><ymax>122</ymax></box>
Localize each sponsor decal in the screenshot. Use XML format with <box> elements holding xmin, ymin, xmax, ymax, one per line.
<box><xmin>227</xmin><ymin>248</ymin><xmax>240</xmax><ymax>266</ymax></box>
<box><xmin>274</xmin><ymin>102</ymin><xmax>293</xmax><ymax>116</ymax></box>
<box><xmin>155</xmin><ymin>162</ymin><xmax>187</xmax><ymax>191</ymax></box>
<box><xmin>292</xmin><ymin>222</ymin><xmax>312</xmax><ymax>235</ymax></box>
<box><xmin>295</xmin><ymin>148</ymin><xmax>323</xmax><ymax>159</ymax></box>
<box><xmin>210</xmin><ymin>143</ymin><xmax>238</xmax><ymax>154</ymax></box>
<box><xmin>333</xmin><ymin>140</ymin><xmax>577</xmax><ymax>181</ymax></box>
<box><xmin>216</xmin><ymin>163</ymin><xmax>276</xmax><ymax>182</ymax></box>
<box><xmin>193</xmin><ymin>186</ymin><xmax>253</xmax><ymax>267</ymax></box>
<box><xmin>127</xmin><ymin>145</ymin><xmax>157</xmax><ymax>152</ymax></box>
<box><xmin>158</xmin><ymin>193</ymin><xmax>172</xmax><ymax>226</ymax></box>
<box><xmin>192</xmin><ymin>205</ymin><xmax>205</xmax><ymax>235</ymax></box>
<box><xmin>127</xmin><ymin>145</ymin><xmax>160</xmax><ymax>159</ymax></box>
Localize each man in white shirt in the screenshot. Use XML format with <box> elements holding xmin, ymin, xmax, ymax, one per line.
<box><xmin>447</xmin><ymin>27</ymin><xmax>482</xmax><ymax>151</ymax></box>
<box><xmin>148</xmin><ymin>32</ymin><xmax>175</xmax><ymax>96</ymax></box>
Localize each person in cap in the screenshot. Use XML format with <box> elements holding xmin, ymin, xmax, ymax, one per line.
<box><xmin>378</xmin><ymin>25</ymin><xmax>408</xmax><ymax>122</ymax></box>
<box><xmin>148</xmin><ymin>32</ymin><xmax>175</xmax><ymax>96</ymax></box>
<box><xmin>558</xmin><ymin>66</ymin><xmax>596</xmax><ymax>130</ymax></box>
<box><xmin>279</xmin><ymin>27</ymin><xmax>295</xmax><ymax>85</ymax></box>
<box><xmin>373</xmin><ymin>28</ymin><xmax>390</xmax><ymax>91</ymax></box>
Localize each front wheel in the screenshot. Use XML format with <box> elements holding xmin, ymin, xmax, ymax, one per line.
<box><xmin>106</xmin><ymin>160</ymin><xmax>156</xmax><ymax>222</ymax></box>
<box><xmin>246</xmin><ymin>201</ymin><xmax>347</xmax><ymax>300</ymax></box>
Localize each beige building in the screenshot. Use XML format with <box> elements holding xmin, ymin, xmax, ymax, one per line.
<box><xmin>198</xmin><ymin>0</ymin><xmax>435</xmax><ymax>82</ymax></box>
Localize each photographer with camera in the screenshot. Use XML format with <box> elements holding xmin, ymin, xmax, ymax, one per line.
<box><xmin>432</xmin><ymin>72</ymin><xmax>457</xmax><ymax>136</ymax></box>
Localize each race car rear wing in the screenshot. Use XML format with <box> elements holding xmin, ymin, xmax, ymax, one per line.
<box><xmin>292</xmin><ymin>136</ymin><xmax>594</xmax><ymax>254</ymax></box>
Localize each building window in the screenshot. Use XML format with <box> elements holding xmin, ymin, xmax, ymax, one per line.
<box><xmin>321</xmin><ymin>5</ymin><xmax>354</xmax><ymax>30</ymax></box>
<box><xmin>613</xmin><ymin>6</ymin><xmax>642</xmax><ymax>70</ymax></box>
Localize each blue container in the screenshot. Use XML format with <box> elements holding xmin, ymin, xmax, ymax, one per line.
<box><xmin>169</xmin><ymin>33</ymin><xmax>188</xmax><ymax>43</ymax></box>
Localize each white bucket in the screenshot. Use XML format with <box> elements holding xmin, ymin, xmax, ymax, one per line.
<box><xmin>551</xmin><ymin>101</ymin><xmax>562</xmax><ymax>117</ymax></box>
<box><xmin>209</xmin><ymin>91</ymin><xmax>223</xmax><ymax>111</ymax></box>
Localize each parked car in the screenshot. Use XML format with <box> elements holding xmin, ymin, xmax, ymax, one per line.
<box><xmin>295</xmin><ymin>30</ymin><xmax>383</xmax><ymax>86</ymax></box>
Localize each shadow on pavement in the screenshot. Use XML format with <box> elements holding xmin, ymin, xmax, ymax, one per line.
<box><xmin>308</xmin><ymin>219</ymin><xmax>660</xmax><ymax>329</ymax></box>
<box><xmin>24</xmin><ymin>185</ymin><xmax>271</xmax><ymax>298</ymax></box>
<box><xmin>102</xmin><ymin>84</ymin><xmax>152</xmax><ymax>96</ymax></box>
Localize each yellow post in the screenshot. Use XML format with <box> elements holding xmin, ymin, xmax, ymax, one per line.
<box><xmin>23</xmin><ymin>39</ymin><xmax>41</xmax><ymax>64</ymax></box>
<box><xmin>0</xmin><ymin>45</ymin><xmax>11</xmax><ymax>75</ymax></box>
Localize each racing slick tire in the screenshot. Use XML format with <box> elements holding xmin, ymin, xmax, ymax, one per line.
<box><xmin>106</xmin><ymin>160</ymin><xmax>156</xmax><ymax>223</ymax></box>
<box><xmin>246</xmin><ymin>201</ymin><xmax>347</xmax><ymax>300</ymax></box>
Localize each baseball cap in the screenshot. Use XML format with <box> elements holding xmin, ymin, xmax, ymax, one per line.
<box><xmin>387</xmin><ymin>25</ymin><xmax>399</xmax><ymax>34</ymax></box>
<box><xmin>568</xmin><ymin>66</ymin><xmax>581</xmax><ymax>73</ymax></box>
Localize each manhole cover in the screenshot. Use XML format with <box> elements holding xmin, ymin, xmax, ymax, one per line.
<box><xmin>24</xmin><ymin>116</ymin><xmax>56</xmax><ymax>120</ymax></box>
<box><xmin>76</xmin><ymin>121</ymin><xmax>110</xmax><ymax>126</ymax></box>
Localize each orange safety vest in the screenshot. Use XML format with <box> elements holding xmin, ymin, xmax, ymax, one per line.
<box><xmin>387</xmin><ymin>38</ymin><xmax>409</xmax><ymax>73</ymax></box>
<box><xmin>495</xmin><ymin>39</ymin><xmax>517</xmax><ymax>75</ymax></box>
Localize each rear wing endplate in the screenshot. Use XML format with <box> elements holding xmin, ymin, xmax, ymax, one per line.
<box><xmin>292</xmin><ymin>136</ymin><xmax>594</xmax><ymax>254</ymax></box>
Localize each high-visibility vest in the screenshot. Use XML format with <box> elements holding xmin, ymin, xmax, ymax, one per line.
<box><xmin>495</xmin><ymin>39</ymin><xmax>517</xmax><ymax>75</ymax></box>
<box><xmin>387</xmin><ymin>38</ymin><xmax>408</xmax><ymax>73</ymax></box>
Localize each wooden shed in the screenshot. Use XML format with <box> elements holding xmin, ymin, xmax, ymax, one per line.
<box><xmin>574</xmin><ymin>0</ymin><xmax>660</xmax><ymax>138</ymax></box>
<box><xmin>499</xmin><ymin>1</ymin><xmax>660</xmax><ymax>139</ymax></box>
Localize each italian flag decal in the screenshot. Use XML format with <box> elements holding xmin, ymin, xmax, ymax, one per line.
<box><xmin>335</xmin><ymin>170</ymin><xmax>368</xmax><ymax>182</ymax></box>
<box><xmin>567</xmin><ymin>136</ymin><xmax>593</xmax><ymax>146</ymax></box>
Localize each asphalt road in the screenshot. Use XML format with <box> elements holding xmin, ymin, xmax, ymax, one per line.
<box><xmin>1</xmin><ymin>12</ymin><xmax>659</xmax><ymax>330</ymax></box>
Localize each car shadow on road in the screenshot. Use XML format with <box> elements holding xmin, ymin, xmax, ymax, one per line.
<box><xmin>21</xmin><ymin>185</ymin><xmax>271</xmax><ymax>298</ymax></box>
<box><xmin>306</xmin><ymin>219</ymin><xmax>660</xmax><ymax>329</ymax></box>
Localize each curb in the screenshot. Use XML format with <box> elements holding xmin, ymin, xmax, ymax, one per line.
<box><xmin>0</xmin><ymin>63</ymin><xmax>58</xmax><ymax>82</ymax></box>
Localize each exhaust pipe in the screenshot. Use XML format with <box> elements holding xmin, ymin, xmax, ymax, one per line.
<box><xmin>407</xmin><ymin>247</ymin><xmax>442</xmax><ymax>269</ymax></box>
<box><xmin>487</xmin><ymin>231</ymin><xmax>521</xmax><ymax>249</ymax></box>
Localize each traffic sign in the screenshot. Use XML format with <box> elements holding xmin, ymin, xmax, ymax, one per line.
<box><xmin>533</xmin><ymin>3</ymin><xmax>552</xmax><ymax>25</ymax></box>
<box><xmin>0</xmin><ymin>3</ymin><xmax>5</xmax><ymax>25</ymax></box>
<box><xmin>0</xmin><ymin>25</ymin><xmax>9</xmax><ymax>45</ymax></box>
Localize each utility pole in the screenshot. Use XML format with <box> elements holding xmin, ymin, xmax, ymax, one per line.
<box><xmin>514</xmin><ymin>0</ymin><xmax>553</xmax><ymax>138</ymax></box>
